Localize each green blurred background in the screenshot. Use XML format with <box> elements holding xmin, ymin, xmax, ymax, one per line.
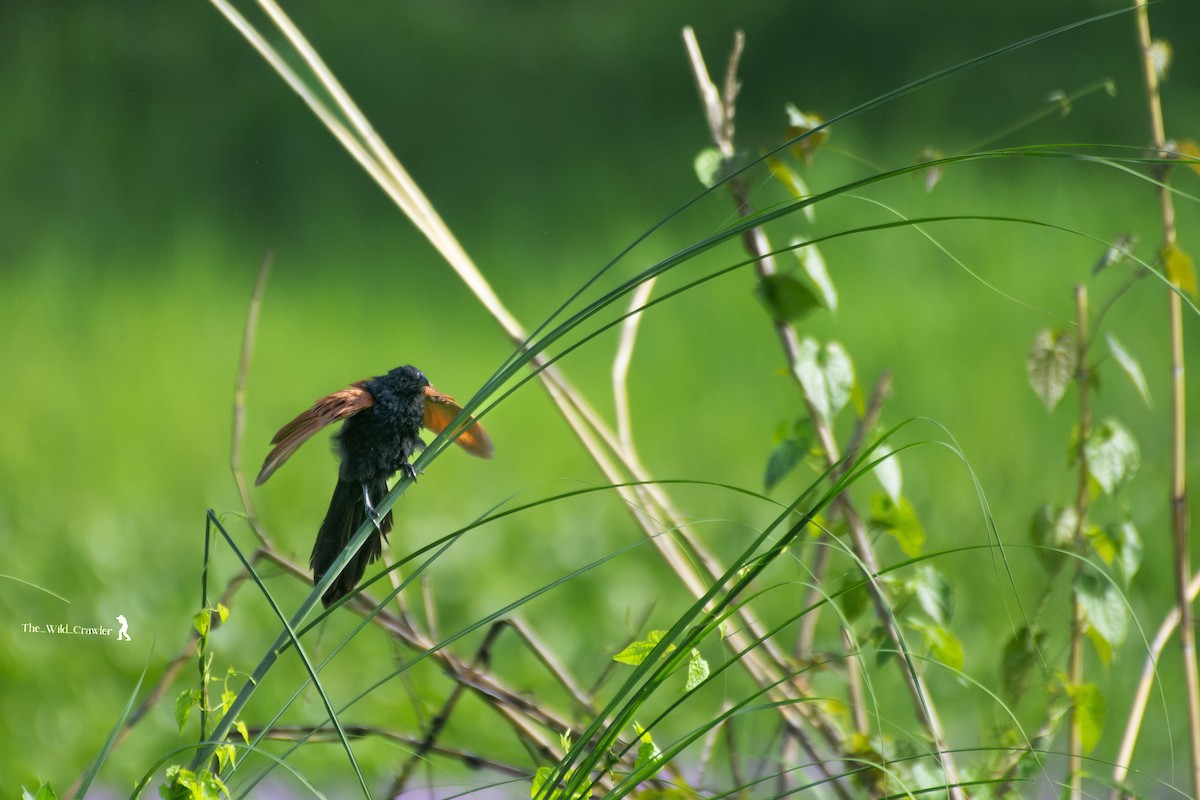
<box><xmin>2</xmin><ymin>0</ymin><xmax>1199</xmax><ymax>795</ymax></box>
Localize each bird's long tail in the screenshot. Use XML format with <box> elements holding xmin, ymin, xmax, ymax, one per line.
<box><xmin>310</xmin><ymin>478</ymin><xmax>393</xmax><ymax>607</ymax></box>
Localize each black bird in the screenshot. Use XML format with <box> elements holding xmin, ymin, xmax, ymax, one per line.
<box><xmin>256</xmin><ymin>365</ymin><xmax>492</xmax><ymax>607</ymax></box>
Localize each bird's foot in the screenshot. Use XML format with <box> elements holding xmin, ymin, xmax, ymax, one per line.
<box><xmin>361</xmin><ymin>484</ymin><xmax>384</xmax><ymax>533</ymax></box>
<box><xmin>401</xmin><ymin>462</ymin><xmax>421</xmax><ymax>483</ymax></box>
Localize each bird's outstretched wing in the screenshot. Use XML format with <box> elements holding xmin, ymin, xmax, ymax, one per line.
<box><xmin>255</xmin><ymin>382</ymin><xmax>374</xmax><ymax>485</ymax></box>
<box><xmin>422</xmin><ymin>385</ymin><xmax>493</xmax><ymax>459</ymax></box>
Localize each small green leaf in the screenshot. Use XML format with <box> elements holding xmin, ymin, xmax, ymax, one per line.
<box><xmin>235</xmin><ymin>719</ymin><xmax>250</xmax><ymax>744</ymax></box>
<box><xmin>634</xmin><ymin>724</ymin><xmax>662</xmax><ymax>771</ymax></box>
<box><xmin>1162</xmin><ymin>241</ymin><xmax>1197</xmax><ymax>297</ymax></box>
<box><xmin>784</xmin><ymin>103</ymin><xmax>829</xmax><ymax>163</ymax></box>
<box><xmin>1069</xmin><ymin>682</ymin><xmax>1106</xmax><ymax>754</ymax></box>
<box><xmin>531</xmin><ymin>766</ymin><xmax>553</xmax><ymax>800</ymax></box>
<box><xmin>162</xmin><ymin>768</ymin><xmax>226</xmax><ymax>800</ymax></box>
<box><xmin>873</xmin><ymin>627</ymin><xmax>895</xmax><ymax>668</ymax></box>
<box><xmin>192</xmin><ymin>610</ymin><xmax>210</xmax><ymax>638</ymax></box>
<box><xmin>907</xmin><ymin>617</ymin><xmax>963</xmax><ymax>672</ymax></box>
<box><xmin>1114</xmin><ymin>521</ymin><xmax>1143</xmax><ymax>587</ymax></box>
<box><xmin>871</xmin><ymin>443</ymin><xmax>902</xmax><ymax>505</ymax></box>
<box><xmin>160</xmin><ymin>766</ymin><xmax>182</xmax><ymax>799</ymax></box>
<box><xmin>1001</xmin><ymin>626</ymin><xmax>1045</xmax><ymax>701</ymax></box>
<box><xmin>1085</xmin><ymin>625</ymin><xmax>1114</xmax><ymax>665</ymax></box>
<box><xmin>764</xmin><ymin>438</ymin><xmax>804</xmax><ymax>491</ymax></box>
<box><xmin>636</xmin><ymin>738</ymin><xmax>659</xmax><ymax>769</ymax></box>
<box><xmin>793</xmin><ymin>240</ymin><xmax>836</xmax><ymax>311</ymax></box>
<box><xmin>684</xmin><ymin>649</ymin><xmax>710</xmax><ymax>692</ymax></box>
<box><xmin>22</xmin><ymin>784</ymin><xmax>58</xmax><ymax>800</ymax></box>
<box><xmin>1105</xmin><ymin>333</ymin><xmax>1152</xmax><ymax>407</ymax></box>
<box><xmin>613</xmin><ymin>630</ymin><xmax>672</xmax><ymax>666</ymax></box>
<box><xmin>1088</xmin><ymin>524</ymin><xmax>1117</xmax><ymax>566</ymax></box>
<box><xmin>913</xmin><ymin>565</ymin><xmax>954</xmax><ymax>626</ymax></box>
<box><xmin>1177</xmin><ymin>139</ymin><xmax>1200</xmax><ymax>178</ymax></box>
<box><xmin>215</xmin><ymin>743</ymin><xmax>236</xmax><ymax>771</ymax></box>
<box><xmin>836</xmin><ymin>572</ymin><xmax>870</xmax><ymax>622</ymax></box>
<box><xmin>1085</xmin><ymin>418</ymin><xmax>1140</xmax><ymax>495</ymax></box>
<box><xmin>869</xmin><ymin>493</ymin><xmax>924</xmax><ymax>558</ymax></box>
<box><xmin>766</xmin><ymin>156</ymin><xmax>815</xmax><ymax>222</ymax></box>
<box><xmin>161</xmin><ymin>769</ymin><xmax>188</xmax><ymax>800</ymax></box>
<box><xmin>174</xmin><ymin>688</ymin><xmax>200</xmax><ymax>734</ymax></box>
<box><xmin>1027</xmin><ymin>328</ymin><xmax>1076</xmax><ymax>412</ymax></box>
<box><xmin>793</xmin><ymin>338</ymin><xmax>855</xmax><ymax>425</ymax></box>
<box><xmin>821</xmin><ymin>342</ymin><xmax>854</xmax><ymax>420</ymax></box>
<box><xmin>693</xmin><ymin>148</ymin><xmax>724</xmax><ymax>188</ymax></box>
<box><xmin>214</xmin><ymin>603</ymin><xmax>230</xmax><ymax>625</ymax></box>
<box><xmin>1086</xmin><ymin>520</ymin><xmax>1143</xmax><ymax>585</ymax></box>
<box><xmin>1030</xmin><ymin>504</ymin><xmax>1077</xmax><ymax>574</ymax></box>
<box><xmin>1075</xmin><ymin>569</ymin><xmax>1128</xmax><ymax>659</ymax></box>
<box><xmin>755</xmin><ymin>273</ymin><xmax>821</xmax><ymax>322</ymax></box>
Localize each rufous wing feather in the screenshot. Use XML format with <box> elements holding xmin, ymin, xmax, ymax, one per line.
<box><xmin>255</xmin><ymin>382</ymin><xmax>374</xmax><ymax>485</ymax></box>
<box><xmin>422</xmin><ymin>385</ymin><xmax>493</xmax><ymax>459</ymax></box>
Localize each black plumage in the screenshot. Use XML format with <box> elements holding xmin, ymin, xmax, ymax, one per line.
<box><xmin>256</xmin><ymin>365</ymin><xmax>492</xmax><ymax>607</ymax></box>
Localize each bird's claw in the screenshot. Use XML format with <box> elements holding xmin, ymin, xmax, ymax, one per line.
<box><xmin>361</xmin><ymin>484</ymin><xmax>384</xmax><ymax>533</ymax></box>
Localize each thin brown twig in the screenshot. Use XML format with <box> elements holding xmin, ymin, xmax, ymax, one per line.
<box><xmin>230</xmin><ymin>250</ymin><xmax>274</xmax><ymax>548</ymax></box>
<box><xmin>503</xmin><ymin>617</ymin><xmax>595</xmax><ymax>712</ymax></box>
<box><xmin>251</xmin><ymin>724</ymin><xmax>530</xmax><ymax>778</ymax></box>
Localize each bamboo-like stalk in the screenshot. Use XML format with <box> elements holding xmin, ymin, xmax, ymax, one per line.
<box><xmin>682</xmin><ymin>26</ymin><xmax>965</xmax><ymax>800</ymax></box>
<box><xmin>1132</xmin><ymin>3</ymin><xmax>1199</xmax><ymax>798</ymax></box>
